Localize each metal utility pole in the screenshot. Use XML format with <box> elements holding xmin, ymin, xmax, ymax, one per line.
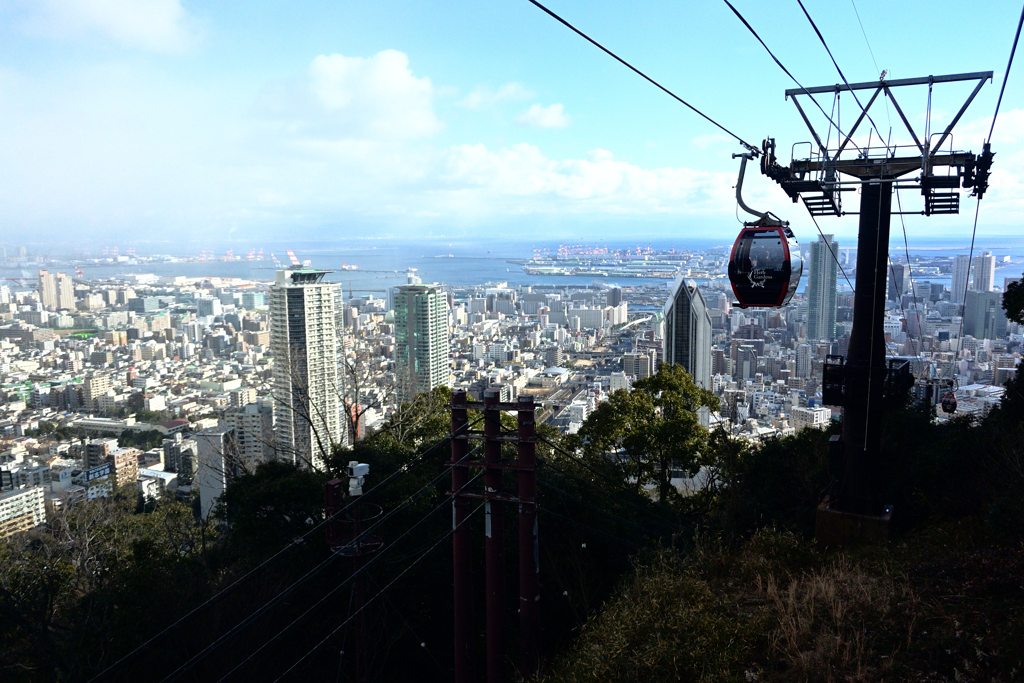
<box><xmin>761</xmin><ymin>71</ymin><xmax>995</xmax><ymax>541</ymax></box>
<box><xmin>449</xmin><ymin>391</ymin><xmax>475</xmax><ymax>683</ymax></box>
<box><xmin>516</xmin><ymin>395</ymin><xmax>539</xmax><ymax>678</ymax></box>
<box><xmin>448</xmin><ymin>388</ymin><xmax>540</xmax><ymax>683</ymax></box>
<box><xmin>482</xmin><ymin>388</ymin><xmax>506</xmax><ymax>683</ymax></box>
<box><xmin>325</xmin><ymin>462</ymin><xmax>381</xmax><ymax>682</ymax></box>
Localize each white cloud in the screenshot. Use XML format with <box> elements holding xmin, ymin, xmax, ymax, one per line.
<box><xmin>958</xmin><ymin>108</ymin><xmax>1024</xmax><ymax>146</ymax></box>
<box><xmin>517</xmin><ymin>103</ymin><xmax>571</xmax><ymax>129</ymax></box>
<box><xmin>457</xmin><ymin>82</ymin><xmax>533</xmax><ymax>109</ymax></box>
<box><xmin>254</xmin><ymin>50</ymin><xmax>442</xmax><ymax>140</ymax></box>
<box><xmin>2</xmin><ymin>50</ymin><xmax>1023</xmax><ymax>241</ymax></box>
<box><xmin>433</xmin><ymin>144</ymin><xmax>734</xmax><ymax>215</ymax></box>
<box><xmin>20</xmin><ymin>0</ymin><xmax>202</xmax><ymax>54</ymax></box>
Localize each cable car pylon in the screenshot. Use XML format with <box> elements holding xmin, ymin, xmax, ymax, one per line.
<box><xmin>759</xmin><ymin>71</ymin><xmax>995</xmax><ymax>545</ymax></box>
<box><xmin>728</xmin><ymin>151</ymin><xmax>802</xmax><ymax>308</ymax></box>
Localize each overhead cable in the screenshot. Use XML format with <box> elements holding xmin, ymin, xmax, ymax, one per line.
<box><xmin>721</xmin><ymin>0</ymin><xmax>861</xmax><ymax>153</ymax></box>
<box><xmin>893</xmin><ymin>187</ymin><xmax>923</xmax><ymax>359</ymax></box>
<box><xmin>806</xmin><ymin>211</ymin><xmax>855</xmax><ymax>293</ymax></box>
<box><xmin>215</xmin><ymin>472</ymin><xmax>483</xmax><ymax>683</ymax></box>
<box><xmin>87</xmin><ymin>418</ymin><xmax>482</xmax><ymax>682</ymax></box>
<box><xmin>945</xmin><ymin>199</ymin><xmax>982</xmax><ymax>381</ymax></box>
<box><xmin>270</xmin><ymin>501</ymin><xmax>486</xmax><ymax>682</ymax></box>
<box><xmin>988</xmin><ymin>0</ymin><xmax>1024</xmax><ymax>142</ymax></box>
<box><xmin>796</xmin><ymin>0</ymin><xmax>889</xmax><ymax>153</ymax></box>
<box><xmin>159</xmin><ymin>445</ymin><xmax>483</xmax><ymax>683</ymax></box>
<box><xmin>850</xmin><ymin>0</ymin><xmax>893</xmax><ymax>130</ymax></box>
<box><xmin>525</xmin><ymin>0</ymin><xmax>760</xmax><ymax>154</ymax></box>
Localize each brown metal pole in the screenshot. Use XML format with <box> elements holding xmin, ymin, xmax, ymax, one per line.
<box><xmin>450</xmin><ymin>390</ymin><xmax>475</xmax><ymax>683</ymax></box>
<box><xmin>353</xmin><ymin>501</ymin><xmax>366</xmax><ymax>683</ymax></box>
<box><xmin>516</xmin><ymin>395</ymin><xmax>539</xmax><ymax>677</ymax></box>
<box><xmin>483</xmin><ymin>388</ymin><xmax>506</xmax><ymax>683</ymax></box>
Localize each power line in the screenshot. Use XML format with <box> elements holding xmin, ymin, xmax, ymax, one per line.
<box><xmin>944</xmin><ymin>2</ymin><xmax>1020</xmax><ymax>378</ymax></box>
<box><xmin>849</xmin><ymin>0</ymin><xmax>893</xmax><ymax>131</ymax></box>
<box><xmin>524</xmin><ymin>0</ymin><xmax>760</xmax><ymax>154</ymax></box>
<box><xmin>893</xmin><ymin>186</ymin><xmax>923</xmax><ymax>359</ymax></box>
<box><xmin>538</xmin><ymin>478</ymin><xmax>669</xmax><ymax>540</ymax></box>
<box><xmin>540</xmin><ymin>458</ymin><xmax>680</xmax><ymax>535</ymax></box>
<box><xmin>806</xmin><ymin>211</ymin><xmax>855</xmax><ymax>294</ymax></box>
<box><xmin>539</xmin><ymin>505</ymin><xmax>648</xmax><ymax>549</ymax></box>
<box><xmin>271</xmin><ymin>501</ymin><xmax>486</xmax><ymax>682</ymax></box>
<box><xmin>988</xmin><ymin>0</ymin><xmax>1024</xmax><ymax>142</ymax></box>
<box><xmin>537</xmin><ymin>435</ymin><xmax>681</xmax><ymax>527</ymax></box>
<box><xmin>88</xmin><ymin>418</ymin><xmax>482</xmax><ymax>682</ymax></box>
<box><xmin>721</xmin><ymin>0</ymin><xmax>861</xmax><ymax>154</ymax></box>
<box><xmin>215</xmin><ymin>472</ymin><xmax>484</xmax><ymax>683</ymax></box>
<box><xmin>369</xmin><ymin>575</ymin><xmax>448</xmax><ymax>679</ymax></box>
<box><xmin>158</xmin><ymin>444</ymin><xmax>483</xmax><ymax>683</ymax></box>
<box><xmin>850</xmin><ymin>0</ymin><xmax>879</xmax><ymax>75</ymax></box>
<box><xmin>796</xmin><ymin>0</ymin><xmax>889</xmax><ymax>153</ymax></box>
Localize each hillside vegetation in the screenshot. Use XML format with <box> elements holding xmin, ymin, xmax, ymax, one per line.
<box><xmin>2</xmin><ymin>372</ymin><xmax>1023</xmax><ymax>681</ymax></box>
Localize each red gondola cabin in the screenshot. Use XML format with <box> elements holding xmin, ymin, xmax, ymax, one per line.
<box><xmin>728</xmin><ymin>222</ymin><xmax>803</xmax><ymax>308</ymax></box>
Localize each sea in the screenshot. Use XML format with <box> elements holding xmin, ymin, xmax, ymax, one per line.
<box><xmin>4</xmin><ymin>235</ymin><xmax>1024</xmax><ymax>299</ymax></box>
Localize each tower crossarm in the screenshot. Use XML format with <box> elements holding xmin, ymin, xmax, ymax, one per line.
<box><xmin>763</xmin><ymin>71</ymin><xmax>995</xmax><ymax>216</ymax></box>
<box><xmin>790</xmin><ymin>152</ymin><xmax>977</xmax><ymax>180</ymax></box>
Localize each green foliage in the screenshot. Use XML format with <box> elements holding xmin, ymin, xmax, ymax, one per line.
<box><xmin>577</xmin><ymin>363</ymin><xmax>719</xmax><ymax>506</ymax></box>
<box><xmin>216</xmin><ymin>460</ymin><xmax>325</xmax><ymax>563</ymax></box>
<box><xmin>133</xmin><ymin>409</ymin><xmax>165</xmax><ymax>424</ymax></box>
<box><xmin>1002</xmin><ymin>275</ymin><xmax>1024</xmax><ymax>324</ymax></box>
<box><xmin>6</xmin><ymin>367</ymin><xmax>1024</xmax><ymax>682</ymax></box>
<box><xmin>117</xmin><ymin>428</ymin><xmax>164</xmax><ymax>451</ymax></box>
<box><xmin>539</xmin><ymin>552</ymin><xmax>761</xmax><ymax>683</ymax></box>
<box><xmin>0</xmin><ymin>489</ymin><xmax>212</xmax><ymax>682</ymax></box>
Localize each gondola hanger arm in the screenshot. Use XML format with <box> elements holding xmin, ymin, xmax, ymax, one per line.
<box><xmin>732</xmin><ymin>153</ymin><xmax>765</xmax><ymax>220</ymax></box>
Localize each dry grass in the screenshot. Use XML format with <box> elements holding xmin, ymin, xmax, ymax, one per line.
<box><xmin>537</xmin><ymin>526</ymin><xmax>1022</xmax><ymax>683</ymax></box>
<box><xmin>757</xmin><ymin>557</ymin><xmax>918</xmax><ymax>682</ymax></box>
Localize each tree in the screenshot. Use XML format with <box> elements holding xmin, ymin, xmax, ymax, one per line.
<box><xmin>134</xmin><ymin>409</ymin><xmax>164</xmax><ymax>424</ymax></box>
<box><xmin>1002</xmin><ymin>276</ymin><xmax>1024</xmax><ymax>325</ymax></box>
<box><xmin>339</xmin><ymin>344</ymin><xmax>395</xmax><ymax>445</ymax></box>
<box><xmin>577</xmin><ymin>364</ymin><xmax>720</xmax><ymax>505</ymax></box>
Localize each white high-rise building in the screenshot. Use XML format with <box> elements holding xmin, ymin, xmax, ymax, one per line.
<box><xmin>55</xmin><ymin>273</ymin><xmax>75</xmax><ymax>310</ymax></box>
<box><xmin>394</xmin><ymin>284</ymin><xmax>450</xmax><ymax>402</ymax></box>
<box><xmin>951</xmin><ymin>254</ymin><xmax>971</xmax><ymax>303</ymax></box>
<box><xmin>270</xmin><ymin>269</ymin><xmax>341</xmax><ymax>470</ymax></box>
<box><xmin>223</xmin><ymin>399</ymin><xmax>275</xmax><ymax>471</ymax></box>
<box><xmin>37</xmin><ymin>270</ymin><xmax>57</xmax><ymax>310</ymax></box>
<box><xmin>972</xmin><ymin>251</ymin><xmax>996</xmax><ymax>292</ymax></box>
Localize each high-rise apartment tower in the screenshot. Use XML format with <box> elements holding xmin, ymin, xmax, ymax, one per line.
<box><xmin>394</xmin><ymin>284</ymin><xmax>450</xmax><ymax>402</ymax></box>
<box><xmin>951</xmin><ymin>254</ymin><xmax>971</xmax><ymax>303</ymax></box>
<box><xmin>887</xmin><ymin>262</ymin><xmax>910</xmax><ymax>302</ymax></box>
<box><xmin>270</xmin><ymin>269</ymin><xmax>341</xmax><ymax>470</ymax></box>
<box><xmin>806</xmin><ymin>235</ymin><xmax>839</xmax><ymax>341</ymax></box>
<box><xmin>972</xmin><ymin>251</ymin><xmax>996</xmax><ymax>292</ymax></box>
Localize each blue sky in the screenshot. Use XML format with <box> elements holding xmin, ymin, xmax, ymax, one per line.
<box><xmin>0</xmin><ymin>0</ymin><xmax>1022</xmax><ymax>248</ymax></box>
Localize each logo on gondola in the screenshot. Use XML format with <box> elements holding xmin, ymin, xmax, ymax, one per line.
<box><xmin>747</xmin><ymin>268</ymin><xmax>769</xmax><ymax>288</ymax></box>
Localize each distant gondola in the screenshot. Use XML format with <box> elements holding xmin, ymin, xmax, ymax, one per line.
<box><xmin>941</xmin><ymin>391</ymin><xmax>958</xmax><ymax>414</ymax></box>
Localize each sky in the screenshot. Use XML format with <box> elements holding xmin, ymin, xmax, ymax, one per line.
<box><xmin>0</xmin><ymin>0</ymin><xmax>1022</xmax><ymax>249</ymax></box>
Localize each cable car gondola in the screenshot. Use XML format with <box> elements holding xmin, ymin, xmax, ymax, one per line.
<box><xmin>941</xmin><ymin>391</ymin><xmax>958</xmax><ymax>414</ymax></box>
<box><xmin>727</xmin><ymin>152</ymin><xmax>802</xmax><ymax>308</ymax></box>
